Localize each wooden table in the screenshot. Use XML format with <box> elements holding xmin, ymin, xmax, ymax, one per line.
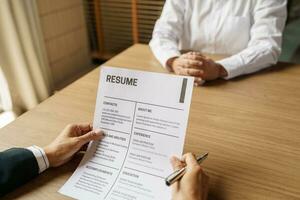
<box><xmin>1</xmin><ymin>44</ymin><xmax>299</xmax><ymax>200</ymax></box>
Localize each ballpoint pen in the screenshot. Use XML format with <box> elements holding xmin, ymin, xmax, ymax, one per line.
<box><xmin>165</xmin><ymin>152</ymin><xmax>209</xmax><ymax>186</ymax></box>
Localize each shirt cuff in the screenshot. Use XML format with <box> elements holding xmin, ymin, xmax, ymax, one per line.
<box><xmin>216</xmin><ymin>55</ymin><xmax>245</xmax><ymax>80</ymax></box>
<box><xmin>160</xmin><ymin>50</ymin><xmax>181</xmax><ymax>68</ymax></box>
<box><xmin>27</xmin><ymin>145</ymin><xmax>49</xmax><ymax>173</ymax></box>
<box><xmin>149</xmin><ymin>42</ymin><xmax>181</xmax><ymax>68</ymax></box>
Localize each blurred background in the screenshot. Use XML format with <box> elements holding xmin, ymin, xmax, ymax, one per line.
<box><xmin>0</xmin><ymin>0</ymin><xmax>300</xmax><ymax>128</ymax></box>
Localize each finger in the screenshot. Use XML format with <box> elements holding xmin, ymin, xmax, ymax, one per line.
<box><xmin>201</xmin><ymin>171</ymin><xmax>210</xmax><ymax>200</ymax></box>
<box><xmin>194</xmin><ymin>77</ymin><xmax>206</xmax><ymax>86</ymax></box>
<box><xmin>188</xmin><ymin>69</ymin><xmax>204</xmax><ymax>76</ymax></box>
<box><xmin>77</xmin><ymin>123</ymin><xmax>92</xmax><ymax>131</ymax></box>
<box><xmin>70</xmin><ymin>123</ymin><xmax>92</xmax><ymax>137</ymax></box>
<box><xmin>190</xmin><ymin>51</ymin><xmax>207</xmax><ymax>59</ymax></box>
<box><xmin>194</xmin><ymin>77</ymin><xmax>203</xmax><ymax>83</ymax></box>
<box><xmin>183</xmin><ymin>153</ymin><xmax>199</xmax><ymax>167</ymax></box>
<box><xmin>185</xmin><ymin>51</ymin><xmax>194</xmax><ymax>55</ymax></box>
<box><xmin>186</xmin><ymin>51</ymin><xmax>204</xmax><ymax>56</ymax></box>
<box><xmin>182</xmin><ymin>54</ymin><xmax>206</xmax><ymax>61</ymax></box>
<box><xmin>170</xmin><ymin>156</ymin><xmax>185</xmax><ymax>171</ymax></box>
<box><xmin>169</xmin><ymin>156</ymin><xmax>184</xmax><ymax>193</ymax></box>
<box><xmin>194</xmin><ymin>77</ymin><xmax>202</xmax><ymax>87</ymax></box>
<box><xmin>78</xmin><ymin>129</ymin><xmax>104</xmax><ymax>145</ymax></box>
<box><xmin>202</xmin><ymin>171</ymin><xmax>209</xmax><ymax>187</ymax></box>
<box><xmin>179</xmin><ymin>68</ymin><xmax>203</xmax><ymax>76</ymax></box>
<box><xmin>76</xmin><ymin>123</ymin><xmax>93</xmax><ymax>135</ymax></box>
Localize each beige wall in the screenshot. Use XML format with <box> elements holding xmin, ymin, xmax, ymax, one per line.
<box><xmin>36</xmin><ymin>0</ymin><xmax>92</xmax><ymax>89</ymax></box>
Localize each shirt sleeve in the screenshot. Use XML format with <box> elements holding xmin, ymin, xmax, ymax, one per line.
<box><xmin>27</xmin><ymin>145</ymin><xmax>49</xmax><ymax>173</ymax></box>
<box><xmin>217</xmin><ymin>0</ymin><xmax>287</xmax><ymax>79</ymax></box>
<box><xmin>149</xmin><ymin>0</ymin><xmax>184</xmax><ymax>68</ymax></box>
<box><xmin>0</xmin><ymin>148</ymin><xmax>39</xmax><ymax>196</ymax></box>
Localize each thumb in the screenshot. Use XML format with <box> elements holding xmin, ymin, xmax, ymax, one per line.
<box><xmin>170</xmin><ymin>156</ymin><xmax>185</xmax><ymax>171</ymax></box>
<box><xmin>78</xmin><ymin>129</ymin><xmax>104</xmax><ymax>145</ymax></box>
<box><xmin>169</xmin><ymin>156</ymin><xmax>184</xmax><ymax>192</ymax></box>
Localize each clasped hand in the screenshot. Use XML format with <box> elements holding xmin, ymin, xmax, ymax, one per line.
<box><xmin>167</xmin><ymin>52</ymin><xmax>228</xmax><ymax>86</ymax></box>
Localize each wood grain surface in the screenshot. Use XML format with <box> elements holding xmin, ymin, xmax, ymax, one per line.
<box><xmin>0</xmin><ymin>44</ymin><xmax>299</xmax><ymax>200</ymax></box>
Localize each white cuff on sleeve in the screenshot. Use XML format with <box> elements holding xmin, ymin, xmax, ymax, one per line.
<box><xmin>27</xmin><ymin>145</ymin><xmax>49</xmax><ymax>173</ymax></box>
<box><xmin>216</xmin><ymin>55</ymin><xmax>245</xmax><ymax>80</ymax></box>
<box><xmin>149</xmin><ymin>40</ymin><xmax>181</xmax><ymax>68</ymax></box>
<box><xmin>160</xmin><ymin>50</ymin><xmax>181</xmax><ymax>68</ymax></box>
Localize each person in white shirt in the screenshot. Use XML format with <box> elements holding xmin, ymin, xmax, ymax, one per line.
<box><xmin>0</xmin><ymin>123</ymin><xmax>209</xmax><ymax>200</ymax></box>
<box><xmin>150</xmin><ymin>0</ymin><xmax>287</xmax><ymax>85</ymax></box>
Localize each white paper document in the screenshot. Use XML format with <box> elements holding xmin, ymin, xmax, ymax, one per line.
<box><xmin>59</xmin><ymin>66</ymin><xmax>194</xmax><ymax>200</ymax></box>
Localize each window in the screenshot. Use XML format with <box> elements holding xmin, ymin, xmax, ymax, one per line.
<box><xmin>83</xmin><ymin>0</ymin><xmax>165</xmax><ymax>60</ymax></box>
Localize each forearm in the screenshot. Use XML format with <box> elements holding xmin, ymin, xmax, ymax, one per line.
<box><xmin>217</xmin><ymin>0</ymin><xmax>287</xmax><ymax>79</ymax></box>
<box><xmin>0</xmin><ymin>148</ymin><xmax>39</xmax><ymax>196</ymax></box>
<box><xmin>149</xmin><ymin>32</ymin><xmax>181</xmax><ymax>68</ymax></box>
<box><xmin>217</xmin><ymin>42</ymin><xmax>280</xmax><ymax>79</ymax></box>
<box><xmin>149</xmin><ymin>0</ymin><xmax>184</xmax><ymax>68</ymax></box>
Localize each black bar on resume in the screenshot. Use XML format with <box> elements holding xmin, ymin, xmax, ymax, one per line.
<box><xmin>179</xmin><ymin>78</ymin><xmax>188</xmax><ymax>103</ymax></box>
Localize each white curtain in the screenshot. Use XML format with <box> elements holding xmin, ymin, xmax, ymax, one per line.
<box><xmin>0</xmin><ymin>67</ymin><xmax>15</xmax><ymax>127</ymax></box>
<box><xmin>0</xmin><ymin>0</ymin><xmax>53</xmax><ymax>115</ymax></box>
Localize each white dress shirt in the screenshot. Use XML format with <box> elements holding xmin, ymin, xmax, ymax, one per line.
<box><xmin>149</xmin><ymin>0</ymin><xmax>287</xmax><ymax>79</ymax></box>
<box><xmin>27</xmin><ymin>146</ymin><xmax>49</xmax><ymax>173</ymax></box>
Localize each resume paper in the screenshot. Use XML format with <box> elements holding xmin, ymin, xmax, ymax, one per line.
<box><xmin>59</xmin><ymin>66</ymin><xmax>194</xmax><ymax>200</ymax></box>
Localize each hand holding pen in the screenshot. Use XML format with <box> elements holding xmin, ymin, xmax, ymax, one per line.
<box><xmin>169</xmin><ymin>153</ymin><xmax>209</xmax><ymax>200</ymax></box>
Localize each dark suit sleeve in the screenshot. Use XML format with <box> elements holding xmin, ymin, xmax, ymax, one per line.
<box><xmin>0</xmin><ymin>148</ymin><xmax>39</xmax><ymax>196</ymax></box>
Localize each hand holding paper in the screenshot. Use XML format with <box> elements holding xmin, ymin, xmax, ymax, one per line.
<box><xmin>59</xmin><ymin>66</ymin><xmax>194</xmax><ymax>200</ymax></box>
